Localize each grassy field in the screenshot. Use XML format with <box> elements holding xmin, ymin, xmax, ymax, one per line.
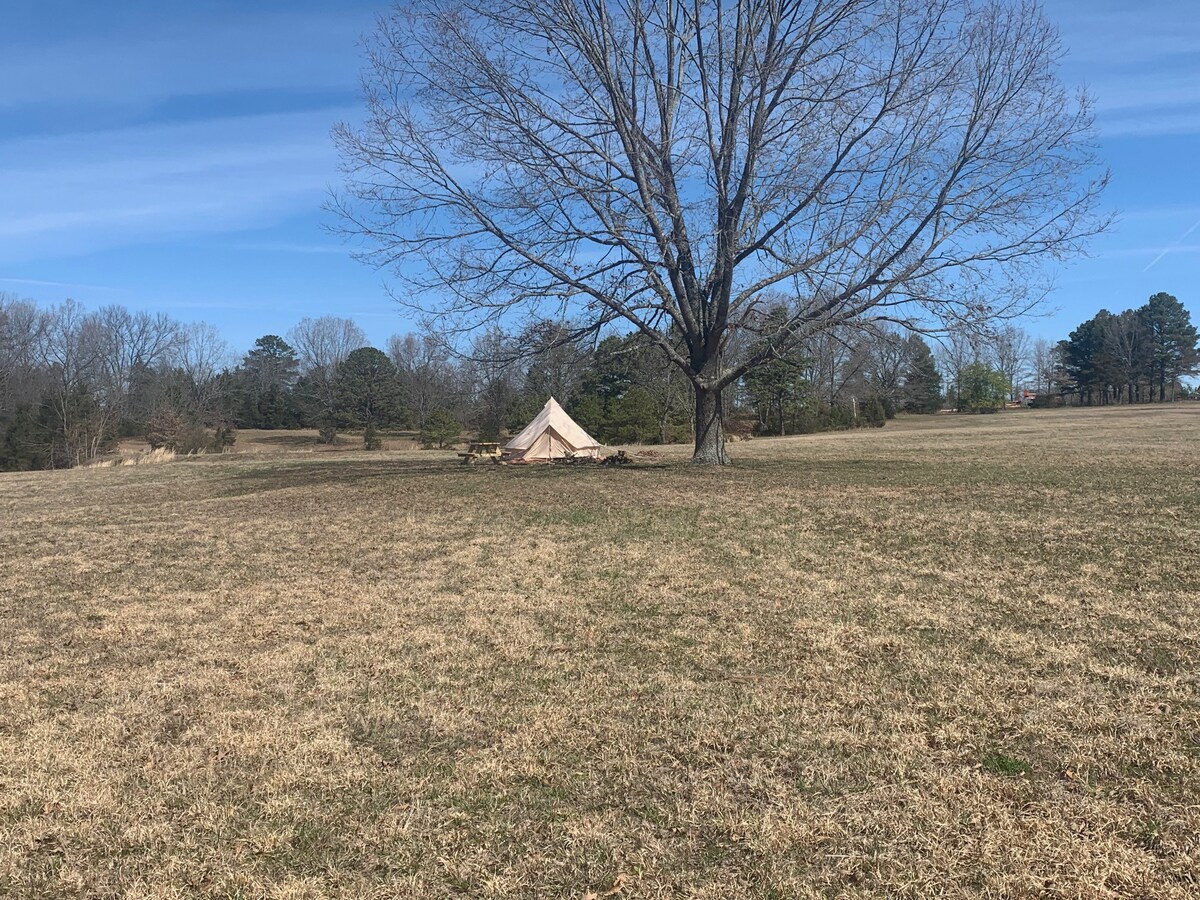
<box><xmin>2</xmin><ymin>407</ymin><xmax>1199</xmax><ymax>898</ymax></box>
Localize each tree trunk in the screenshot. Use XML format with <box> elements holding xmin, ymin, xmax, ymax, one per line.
<box><xmin>659</xmin><ymin>368</ymin><xmax>674</xmax><ymax>445</ymax></box>
<box><xmin>692</xmin><ymin>384</ymin><xmax>729</xmax><ymax>465</ymax></box>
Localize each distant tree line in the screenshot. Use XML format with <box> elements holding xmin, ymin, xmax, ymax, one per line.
<box><xmin>1052</xmin><ymin>293</ymin><xmax>1198</xmax><ymax>404</ymax></box>
<box><xmin>2</xmin><ymin>290</ymin><xmax>1195</xmax><ymax>470</ymax></box>
<box><xmin>1</xmin><ymin>296</ymin><xmax>230</xmax><ymax>471</ymax></box>
<box><xmin>0</xmin><ymin>294</ymin><xmax>935</xmax><ymax>471</ymax></box>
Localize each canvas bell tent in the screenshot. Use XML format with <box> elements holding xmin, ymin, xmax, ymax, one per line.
<box><xmin>504</xmin><ymin>398</ymin><xmax>602</xmax><ymax>462</ymax></box>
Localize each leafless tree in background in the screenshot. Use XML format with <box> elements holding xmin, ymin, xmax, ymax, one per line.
<box><xmin>0</xmin><ymin>293</ymin><xmax>50</xmax><ymax>415</ymax></box>
<box><xmin>513</xmin><ymin>321</ymin><xmax>592</xmax><ymax>404</ymax></box>
<box><xmin>335</xmin><ymin>0</ymin><xmax>1107</xmax><ymax>462</ymax></box>
<box><xmin>802</xmin><ymin>326</ymin><xmax>868</xmax><ymax>407</ymax></box>
<box><xmin>1030</xmin><ymin>337</ymin><xmax>1054</xmax><ymax>395</ymax></box>
<box><xmin>989</xmin><ymin>324</ymin><xmax>1031</xmax><ymax>401</ymax></box>
<box><xmin>855</xmin><ymin>326</ymin><xmax>910</xmax><ymax>412</ymax></box>
<box><xmin>33</xmin><ymin>300</ymin><xmax>110</xmax><ymax>465</ymax></box>
<box><xmin>467</xmin><ymin>329</ymin><xmax>523</xmax><ymax>440</ymax></box>
<box><xmin>387</xmin><ymin>331</ymin><xmax>457</xmax><ymax>430</ymax></box>
<box><xmin>289</xmin><ymin>316</ymin><xmax>367</xmax><ymax>376</ymax></box>
<box><xmin>935</xmin><ymin>325</ymin><xmax>981</xmax><ymax>408</ymax></box>
<box><xmin>289</xmin><ymin>316</ymin><xmax>367</xmax><ymax>441</ymax></box>
<box><xmin>90</xmin><ymin>306</ymin><xmax>182</xmax><ymax>422</ymax></box>
<box><xmin>174</xmin><ymin>322</ymin><xmax>234</xmax><ymax>423</ymax></box>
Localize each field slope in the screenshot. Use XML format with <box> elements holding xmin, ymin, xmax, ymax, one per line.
<box><xmin>2</xmin><ymin>407</ymin><xmax>1199</xmax><ymax>898</ymax></box>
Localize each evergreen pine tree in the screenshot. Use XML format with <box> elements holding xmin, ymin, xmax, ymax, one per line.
<box><xmin>237</xmin><ymin>335</ymin><xmax>300</xmax><ymax>428</ymax></box>
<box><xmin>333</xmin><ymin>347</ymin><xmax>405</xmax><ymax>449</ymax></box>
<box><xmin>1140</xmin><ymin>293</ymin><xmax>1199</xmax><ymax>401</ymax></box>
<box><xmin>902</xmin><ymin>337</ymin><xmax>943</xmax><ymax>414</ymax></box>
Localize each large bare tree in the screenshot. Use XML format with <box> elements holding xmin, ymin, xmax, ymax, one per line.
<box><xmin>334</xmin><ymin>0</ymin><xmax>1106</xmax><ymax>463</ymax></box>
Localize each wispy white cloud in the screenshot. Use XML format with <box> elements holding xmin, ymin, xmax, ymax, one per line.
<box><xmin>1093</xmin><ymin>82</ymin><xmax>1200</xmax><ymax>114</ymax></box>
<box><xmin>1100</xmin><ymin>243</ymin><xmax>1200</xmax><ymax>260</ymax></box>
<box><xmin>0</xmin><ymin>10</ymin><xmax>368</xmax><ymax>110</ymax></box>
<box><xmin>1049</xmin><ymin>1</ymin><xmax>1200</xmax><ymax>66</ymax></box>
<box><xmin>1099</xmin><ymin>107</ymin><xmax>1200</xmax><ymax>138</ymax></box>
<box><xmin>1117</xmin><ymin>205</ymin><xmax>1200</xmax><ymax>223</ymax></box>
<box><xmin>0</xmin><ymin>276</ymin><xmax>124</xmax><ymax>292</ymax></box>
<box><xmin>1087</xmin><ymin>75</ymin><xmax>1200</xmax><ymax>138</ymax></box>
<box><xmin>232</xmin><ymin>241</ymin><xmax>351</xmax><ymax>256</ymax></box>
<box><xmin>0</xmin><ymin>4</ymin><xmax>369</xmax><ymax>267</ymax></box>
<box><xmin>1045</xmin><ymin>0</ymin><xmax>1200</xmax><ymax>138</ymax></box>
<box><xmin>0</xmin><ymin>107</ymin><xmax>354</xmax><ymax>265</ymax></box>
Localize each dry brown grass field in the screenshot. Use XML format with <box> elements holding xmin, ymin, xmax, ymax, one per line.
<box><xmin>3</xmin><ymin>406</ymin><xmax>1199</xmax><ymax>898</ymax></box>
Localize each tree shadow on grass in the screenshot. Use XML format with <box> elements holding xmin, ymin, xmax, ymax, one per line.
<box><xmin>216</xmin><ymin>454</ymin><xmax>675</xmax><ymax>499</ymax></box>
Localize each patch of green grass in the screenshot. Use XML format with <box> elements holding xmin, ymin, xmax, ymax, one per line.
<box><xmin>981</xmin><ymin>751</ymin><xmax>1034</xmax><ymax>778</ymax></box>
<box><xmin>1133</xmin><ymin>818</ymin><xmax>1166</xmax><ymax>856</ymax></box>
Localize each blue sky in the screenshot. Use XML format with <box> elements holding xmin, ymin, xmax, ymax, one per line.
<box><xmin>1</xmin><ymin>0</ymin><xmax>1197</xmax><ymax>354</ymax></box>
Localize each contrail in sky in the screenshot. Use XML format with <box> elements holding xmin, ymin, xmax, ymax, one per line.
<box><xmin>0</xmin><ymin>276</ymin><xmax>121</xmax><ymax>292</ymax></box>
<box><xmin>1143</xmin><ymin>217</ymin><xmax>1200</xmax><ymax>272</ymax></box>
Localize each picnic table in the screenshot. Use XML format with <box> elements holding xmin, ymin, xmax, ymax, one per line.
<box><xmin>458</xmin><ymin>442</ymin><xmax>504</xmax><ymax>465</ymax></box>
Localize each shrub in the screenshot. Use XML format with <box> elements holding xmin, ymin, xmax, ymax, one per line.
<box><xmin>957</xmin><ymin>363</ymin><xmax>1008</xmax><ymax>412</ymax></box>
<box><xmin>363</xmin><ymin>423</ymin><xmax>383</xmax><ymax>451</ymax></box>
<box><xmin>826</xmin><ymin>403</ymin><xmax>856</xmax><ymax>430</ymax></box>
<box><xmin>147</xmin><ymin>408</ymin><xmax>237</xmax><ymax>454</ymax></box>
<box><xmin>663</xmin><ymin>422</ymin><xmax>695</xmax><ymax>444</ymax></box>
<box><xmin>120</xmin><ymin>447</ymin><xmax>177</xmax><ymax>467</ymax></box>
<box><xmin>421</xmin><ymin>409</ymin><xmax>460</xmax><ymax>449</ymax></box>
<box><xmin>213</xmin><ymin>423</ymin><xmax>237</xmax><ymax>450</ymax></box>
<box><xmin>862</xmin><ymin>397</ymin><xmax>887</xmax><ymax>427</ymax></box>
<box><xmin>178</xmin><ymin>426</ymin><xmax>211</xmax><ymax>454</ymax></box>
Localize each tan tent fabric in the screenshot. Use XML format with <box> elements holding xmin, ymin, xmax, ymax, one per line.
<box><xmin>504</xmin><ymin>397</ymin><xmax>602</xmax><ymax>461</ymax></box>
